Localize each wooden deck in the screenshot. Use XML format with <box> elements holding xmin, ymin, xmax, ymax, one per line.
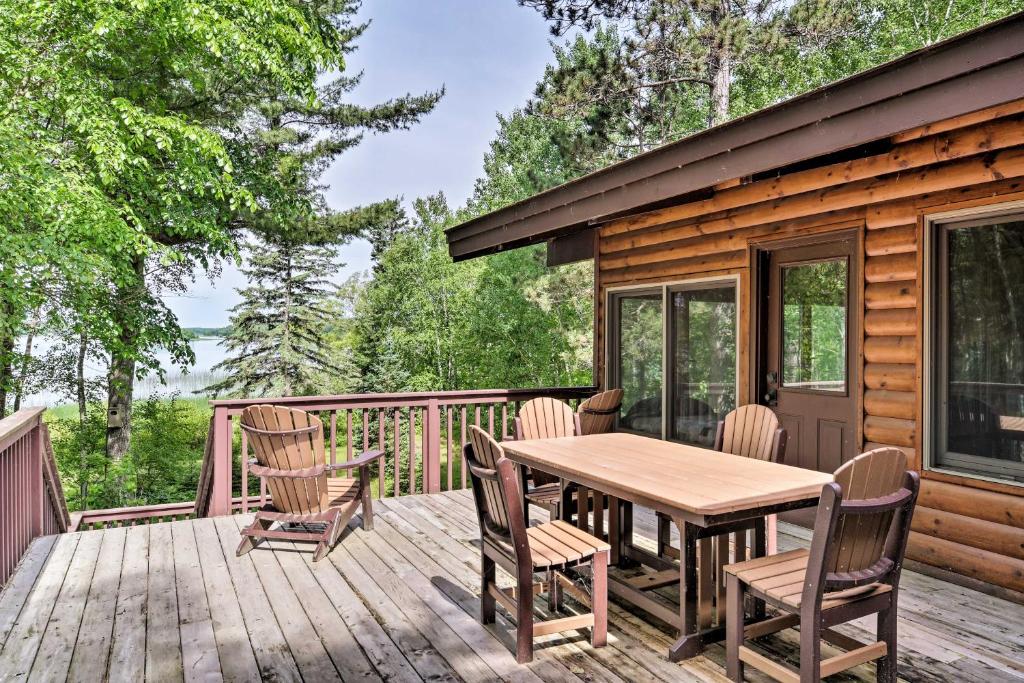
<box><xmin>0</xmin><ymin>490</ymin><xmax>1022</xmax><ymax>682</ymax></box>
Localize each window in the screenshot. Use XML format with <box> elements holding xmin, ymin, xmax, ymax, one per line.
<box><xmin>609</xmin><ymin>279</ymin><xmax>738</xmax><ymax>444</ymax></box>
<box><xmin>933</xmin><ymin>214</ymin><xmax>1024</xmax><ymax>483</ymax></box>
<box><xmin>611</xmin><ymin>291</ymin><xmax>663</xmax><ymax>437</ymax></box>
<box><xmin>781</xmin><ymin>259</ymin><xmax>847</xmax><ymax>393</ymax></box>
<box><xmin>669</xmin><ymin>283</ymin><xmax>737</xmax><ymax>446</ymax></box>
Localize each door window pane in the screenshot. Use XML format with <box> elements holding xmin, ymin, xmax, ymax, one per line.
<box><xmin>615</xmin><ymin>293</ymin><xmax>662</xmax><ymax>436</ymax></box>
<box><xmin>671</xmin><ymin>284</ymin><xmax>736</xmax><ymax>446</ymax></box>
<box><xmin>938</xmin><ymin>218</ymin><xmax>1024</xmax><ymax>481</ymax></box>
<box><xmin>782</xmin><ymin>259</ymin><xmax>847</xmax><ymax>392</ymax></box>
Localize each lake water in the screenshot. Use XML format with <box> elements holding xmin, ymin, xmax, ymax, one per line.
<box><xmin>20</xmin><ymin>337</ymin><xmax>231</xmax><ymax>407</ymax></box>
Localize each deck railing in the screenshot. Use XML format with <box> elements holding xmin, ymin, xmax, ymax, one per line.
<box><xmin>0</xmin><ymin>408</ymin><xmax>70</xmax><ymax>584</ymax></box>
<box><xmin>196</xmin><ymin>386</ymin><xmax>597</xmax><ymax>517</ymax></box>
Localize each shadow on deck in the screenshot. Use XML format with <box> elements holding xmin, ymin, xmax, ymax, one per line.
<box><xmin>0</xmin><ymin>489</ymin><xmax>1022</xmax><ymax>681</ymax></box>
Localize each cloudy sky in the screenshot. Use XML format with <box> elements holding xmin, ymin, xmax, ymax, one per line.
<box><xmin>167</xmin><ymin>1</ymin><xmax>560</xmax><ymax>327</ymax></box>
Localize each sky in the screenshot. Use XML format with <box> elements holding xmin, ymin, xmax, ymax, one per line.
<box><xmin>166</xmin><ymin>1</ymin><xmax>561</xmax><ymax>328</ymax></box>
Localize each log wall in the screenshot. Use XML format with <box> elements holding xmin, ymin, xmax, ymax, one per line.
<box><xmin>595</xmin><ymin>101</ymin><xmax>1024</xmax><ymax>595</ymax></box>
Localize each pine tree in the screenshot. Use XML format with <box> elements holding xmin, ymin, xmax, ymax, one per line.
<box><xmin>206</xmin><ymin>240</ymin><xmax>348</xmax><ymax>398</ymax></box>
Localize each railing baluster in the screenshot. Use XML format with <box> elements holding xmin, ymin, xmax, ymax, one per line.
<box><xmin>501</xmin><ymin>404</ymin><xmax>508</xmax><ymax>441</ymax></box>
<box><xmin>394</xmin><ymin>409</ymin><xmax>401</xmax><ymax>497</ymax></box>
<box><xmin>488</xmin><ymin>405</ymin><xmax>495</xmax><ymax>438</ymax></box>
<box><xmin>330</xmin><ymin>410</ymin><xmax>337</xmax><ymax>471</ymax></box>
<box><xmin>409</xmin><ymin>408</ymin><xmax>416</xmax><ymax>494</ymax></box>
<box><xmin>377</xmin><ymin>409</ymin><xmax>386</xmax><ymax>499</ymax></box>
<box><xmin>346</xmin><ymin>409</ymin><xmax>354</xmax><ymax>462</ymax></box>
<box><xmin>362</xmin><ymin>408</ymin><xmax>369</xmax><ymax>453</ymax></box>
<box><xmin>446</xmin><ymin>406</ymin><xmax>454</xmax><ymax>491</ymax></box>
<box><xmin>241</xmin><ymin>428</ymin><xmax>249</xmax><ymax>514</ymax></box>
<box><xmin>460</xmin><ymin>405</ymin><xmax>468</xmax><ymax>489</ymax></box>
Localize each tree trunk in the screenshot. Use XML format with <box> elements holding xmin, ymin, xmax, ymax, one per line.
<box><xmin>77</xmin><ymin>332</ymin><xmax>89</xmax><ymax>506</ymax></box>
<box><xmin>710</xmin><ymin>42</ymin><xmax>731</xmax><ymax>127</ymax></box>
<box><xmin>13</xmin><ymin>308</ymin><xmax>39</xmax><ymax>412</ymax></box>
<box><xmin>0</xmin><ymin>298</ymin><xmax>15</xmax><ymax>418</ymax></box>
<box><xmin>105</xmin><ymin>256</ymin><xmax>144</xmax><ymax>461</ymax></box>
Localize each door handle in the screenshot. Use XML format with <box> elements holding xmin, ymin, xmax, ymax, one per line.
<box><xmin>765</xmin><ymin>372</ymin><xmax>778</xmax><ymax>406</ymax></box>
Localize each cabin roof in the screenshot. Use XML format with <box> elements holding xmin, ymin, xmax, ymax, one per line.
<box><xmin>445</xmin><ymin>11</ymin><xmax>1024</xmax><ymax>262</ymax></box>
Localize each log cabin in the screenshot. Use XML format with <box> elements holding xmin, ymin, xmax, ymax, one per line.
<box><xmin>446</xmin><ymin>13</ymin><xmax>1024</xmax><ymax>600</ymax></box>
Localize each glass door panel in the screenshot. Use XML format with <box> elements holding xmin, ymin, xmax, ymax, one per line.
<box><xmin>670</xmin><ymin>283</ymin><xmax>736</xmax><ymax>446</ymax></box>
<box><xmin>613</xmin><ymin>292</ymin><xmax>663</xmax><ymax>436</ymax></box>
<box><xmin>781</xmin><ymin>259</ymin><xmax>848</xmax><ymax>393</ymax></box>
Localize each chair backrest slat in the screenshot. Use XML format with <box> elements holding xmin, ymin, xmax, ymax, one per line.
<box><xmin>517</xmin><ymin>397</ymin><xmax>576</xmax><ymax>440</ymax></box>
<box><xmin>830</xmin><ymin>447</ymin><xmax>907</xmax><ymax>574</ymax></box>
<box><xmin>242</xmin><ymin>405</ymin><xmax>329</xmax><ymax>515</ymax></box>
<box><xmin>578</xmin><ymin>389</ymin><xmax>624</xmax><ymax>435</ymax></box>
<box><xmin>468</xmin><ymin>426</ymin><xmax>513</xmax><ymax>533</ymax></box>
<box><xmin>719</xmin><ymin>404</ymin><xmax>781</xmax><ymax>462</ymax></box>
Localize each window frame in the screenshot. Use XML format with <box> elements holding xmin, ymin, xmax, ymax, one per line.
<box><xmin>923</xmin><ymin>202</ymin><xmax>1024</xmax><ymax>487</ymax></box>
<box><xmin>605</xmin><ymin>275</ymin><xmax>741</xmax><ymax>442</ymax></box>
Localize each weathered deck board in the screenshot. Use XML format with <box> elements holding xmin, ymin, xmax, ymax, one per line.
<box><xmin>0</xmin><ymin>490</ymin><xmax>1022</xmax><ymax>682</ymax></box>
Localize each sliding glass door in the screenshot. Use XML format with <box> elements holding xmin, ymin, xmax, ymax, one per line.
<box><xmin>609</xmin><ymin>278</ymin><xmax>738</xmax><ymax>444</ymax></box>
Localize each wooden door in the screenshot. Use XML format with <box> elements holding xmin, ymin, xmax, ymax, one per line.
<box><xmin>757</xmin><ymin>234</ymin><xmax>860</xmax><ymax>479</ymax></box>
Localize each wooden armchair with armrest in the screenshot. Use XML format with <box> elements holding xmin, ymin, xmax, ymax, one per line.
<box><xmin>236</xmin><ymin>404</ymin><xmax>384</xmax><ymax>561</ymax></box>
<box><xmin>724</xmin><ymin>447</ymin><xmax>919</xmax><ymax>682</ymax></box>
<box><xmin>466</xmin><ymin>425</ymin><xmax>609</xmax><ymax>663</ymax></box>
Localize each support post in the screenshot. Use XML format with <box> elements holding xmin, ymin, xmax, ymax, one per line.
<box><xmin>426</xmin><ymin>399</ymin><xmax>441</xmax><ymax>493</ymax></box>
<box><xmin>29</xmin><ymin>416</ymin><xmax>43</xmax><ymax>536</ymax></box>
<box><xmin>211</xmin><ymin>406</ymin><xmax>232</xmax><ymax>516</ymax></box>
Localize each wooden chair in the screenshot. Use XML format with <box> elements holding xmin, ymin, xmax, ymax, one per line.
<box><xmin>577</xmin><ymin>388</ymin><xmax>624</xmax><ymax>435</ymax></box>
<box><xmin>512</xmin><ymin>397</ymin><xmax>582</xmax><ymax>521</ymax></box>
<box><xmin>466</xmin><ymin>425</ymin><xmax>609</xmax><ymax>663</ymax></box>
<box><xmin>658</xmin><ymin>404</ymin><xmax>787</xmax><ymax>557</ymax></box>
<box><xmin>237</xmin><ymin>405</ymin><xmax>384</xmax><ymax>561</ymax></box>
<box><xmin>724</xmin><ymin>447</ymin><xmax>919</xmax><ymax>682</ymax></box>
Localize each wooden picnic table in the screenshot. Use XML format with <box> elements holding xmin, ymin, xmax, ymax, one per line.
<box><xmin>501</xmin><ymin>432</ymin><xmax>833</xmax><ymax>661</ymax></box>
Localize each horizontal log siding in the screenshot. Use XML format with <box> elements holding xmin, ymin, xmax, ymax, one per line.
<box><xmin>596</xmin><ymin>103</ymin><xmax>1024</xmax><ymax>593</ymax></box>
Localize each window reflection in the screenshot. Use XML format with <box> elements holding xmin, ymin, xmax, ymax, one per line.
<box><xmin>782</xmin><ymin>259</ymin><xmax>847</xmax><ymax>392</ymax></box>
<box><xmin>671</xmin><ymin>284</ymin><xmax>736</xmax><ymax>446</ymax></box>
<box><xmin>615</xmin><ymin>293</ymin><xmax>663</xmax><ymax>436</ymax></box>
<box><xmin>939</xmin><ymin>218</ymin><xmax>1024</xmax><ymax>481</ymax></box>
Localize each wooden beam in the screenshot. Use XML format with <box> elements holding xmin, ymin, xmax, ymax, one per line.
<box><xmin>919</xmin><ymin>479</ymin><xmax>1024</xmax><ymax>529</ymax></box>
<box><xmin>892</xmin><ymin>98</ymin><xmax>1024</xmax><ymax>143</ymax></box>
<box><xmin>912</xmin><ymin>506</ymin><xmax>1024</xmax><ymax>561</ymax></box>
<box><xmin>603</xmin><ymin>115</ymin><xmax>1024</xmax><ymax>239</ymax></box>
<box><xmin>864</xmin><ymin>390</ymin><xmax>916</xmax><ymax>420</ymax></box>
<box><xmin>908</xmin><ymin>531</ymin><xmax>1024</xmax><ymax>592</ymax></box>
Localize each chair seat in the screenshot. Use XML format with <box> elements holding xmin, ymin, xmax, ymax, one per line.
<box><xmin>321</xmin><ymin>477</ymin><xmax>360</xmax><ymax>508</ymax></box>
<box><xmin>525</xmin><ymin>482</ymin><xmax>565</xmax><ymax>506</ymax></box>
<box><xmin>525</xmin><ymin>520</ymin><xmax>610</xmax><ymax>569</ymax></box>
<box><xmin>724</xmin><ymin>549</ymin><xmax>891</xmax><ymax>610</ymax></box>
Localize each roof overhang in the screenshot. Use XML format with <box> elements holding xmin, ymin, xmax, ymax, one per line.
<box><xmin>446</xmin><ymin>12</ymin><xmax>1024</xmax><ymax>262</ymax></box>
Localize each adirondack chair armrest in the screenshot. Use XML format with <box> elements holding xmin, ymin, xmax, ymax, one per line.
<box><xmin>327</xmin><ymin>449</ymin><xmax>386</xmax><ymax>471</ymax></box>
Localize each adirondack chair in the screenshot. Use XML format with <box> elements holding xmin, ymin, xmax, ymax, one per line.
<box><xmin>511</xmin><ymin>397</ymin><xmax>582</xmax><ymax>521</ymax></box>
<box><xmin>724</xmin><ymin>447</ymin><xmax>919</xmax><ymax>683</ymax></box>
<box><xmin>466</xmin><ymin>426</ymin><xmax>609</xmax><ymax>663</ymax></box>
<box><xmin>658</xmin><ymin>404</ymin><xmax>787</xmax><ymax>558</ymax></box>
<box><xmin>577</xmin><ymin>388</ymin><xmax>624</xmax><ymax>436</ymax></box>
<box><xmin>236</xmin><ymin>405</ymin><xmax>384</xmax><ymax>561</ymax></box>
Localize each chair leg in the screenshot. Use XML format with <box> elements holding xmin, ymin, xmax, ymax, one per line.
<box><xmin>877</xmin><ymin>599</ymin><xmax>899</xmax><ymax>683</ymax></box>
<box><xmin>481</xmin><ymin>554</ymin><xmax>496</xmax><ymax>625</ymax></box>
<box><xmin>236</xmin><ymin>515</ymin><xmax>272</xmax><ymax>557</ymax></box>
<box><xmin>361</xmin><ymin>486</ymin><xmax>374</xmax><ymax>531</ymax></box>
<box><xmin>591</xmin><ymin>551</ymin><xmax>608</xmax><ymax>648</ymax></box>
<box><xmin>657</xmin><ymin>513</ymin><xmax>671</xmax><ymax>558</ymax></box>
<box><xmin>726</xmin><ymin>573</ymin><xmax>745</xmax><ymax>682</ymax></box>
<box><xmin>547</xmin><ymin>570</ymin><xmax>563</xmax><ymax>612</ymax></box>
<box><xmin>799</xmin><ymin>607</ymin><xmax>821</xmax><ymax>682</ymax></box>
<box><xmin>516</xmin><ymin>575</ymin><xmax>534</xmax><ymax>664</ymax></box>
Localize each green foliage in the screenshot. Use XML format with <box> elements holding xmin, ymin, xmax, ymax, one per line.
<box><xmin>207</xmin><ymin>240</ymin><xmax>357</xmax><ymax>397</ymax></box>
<box><xmin>49</xmin><ymin>396</ymin><xmax>211</xmax><ymax>511</ymax></box>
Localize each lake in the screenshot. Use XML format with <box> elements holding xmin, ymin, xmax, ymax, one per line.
<box><xmin>20</xmin><ymin>337</ymin><xmax>231</xmax><ymax>407</ymax></box>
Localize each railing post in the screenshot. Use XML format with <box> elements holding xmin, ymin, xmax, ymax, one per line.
<box><xmin>211</xmin><ymin>406</ymin><xmax>232</xmax><ymax>516</ymax></box>
<box><xmin>29</xmin><ymin>417</ymin><xmax>43</xmax><ymax>536</ymax></box>
<box><xmin>426</xmin><ymin>399</ymin><xmax>441</xmax><ymax>493</ymax></box>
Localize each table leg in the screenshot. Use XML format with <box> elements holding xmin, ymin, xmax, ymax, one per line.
<box><xmin>618</xmin><ymin>501</ymin><xmax>635</xmax><ymax>568</ymax></box>
<box><xmin>608</xmin><ymin>496</ymin><xmax>620</xmax><ymax>565</ymax></box>
<box><xmin>594</xmin><ymin>492</ymin><xmax>605</xmax><ymax>540</ymax></box>
<box><xmin>577</xmin><ymin>485</ymin><xmax>590</xmax><ymax>531</ymax></box>
<box><xmin>559</xmin><ymin>480</ymin><xmax>573</xmax><ymax>523</ymax></box>
<box><xmin>752</xmin><ymin>517</ymin><xmax>767</xmax><ymax>620</ymax></box>
<box><xmin>669</xmin><ymin>519</ymin><xmax>703</xmax><ymax>661</ymax></box>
